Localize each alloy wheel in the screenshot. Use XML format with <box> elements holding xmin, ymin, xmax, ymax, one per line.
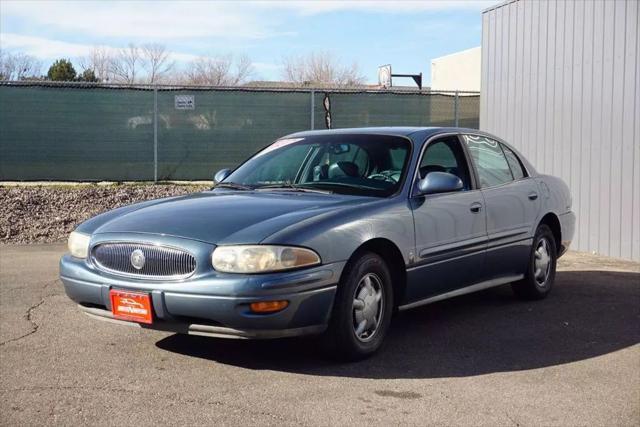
<box><xmin>534</xmin><ymin>237</ymin><xmax>552</xmax><ymax>286</ymax></box>
<box><xmin>352</xmin><ymin>273</ymin><xmax>384</xmax><ymax>342</ymax></box>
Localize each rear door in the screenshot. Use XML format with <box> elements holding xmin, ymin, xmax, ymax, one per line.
<box><xmin>462</xmin><ymin>134</ymin><xmax>541</xmax><ymax>280</ymax></box>
<box><xmin>406</xmin><ymin>135</ymin><xmax>487</xmax><ymax>302</ymax></box>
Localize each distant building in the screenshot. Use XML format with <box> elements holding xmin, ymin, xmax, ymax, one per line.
<box><xmin>430</xmin><ymin>47</ymin><xmax>481</xmax><ymax>92</ymax></box>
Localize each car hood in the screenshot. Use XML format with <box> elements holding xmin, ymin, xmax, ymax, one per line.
<box><xmin>92</xmin><ymin>190</ymin><xmax>372</xmax><ymax>244</ymax></box>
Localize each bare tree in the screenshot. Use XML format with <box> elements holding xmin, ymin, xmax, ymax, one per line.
<box><xmin>0</xmin><ymin>50</ymin><xmax>16</xmax><ymax>80</ymax></box>
<box><xmin>282</xmin><ymin>52</ymin><xmax>365</xmax><ymax>86</ymax></box>
<box><xmin>182</xmin><ymin>54</ymin><xmax>253</xmax><ymax>86</ymax></box>
<box><xmin>110</xmin><ymin>43</ymin><xmax>140</xmax><ymax>84</ymax></box>
<box><xmin>0</xmin><ymin>49</ymin><xmax>42</xmax><ymax>80</ymax></box>
<box><xmin>233</xmin><ymin>54</ymin><xmax>254</xmax><ymax>85</ymax></box>
<box><xmin>79</xmin><ymin>46</ymin><xmax>113</xmax><ymax>82</ymax></box>
<box><xmin>141</xmin><ymin>43</ymin><xmax>174</xmax><ymax>84</ymax></box>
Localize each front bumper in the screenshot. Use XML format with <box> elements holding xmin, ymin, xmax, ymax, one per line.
<box><xmin>79</xmin><ymin>304</ymin><xmax>328</xmax><ymax>339</ymax></box>
<box><xmin>60</xmin><ymin>253</ymin><xmax>344</xmax><ymax>339</ymax></box>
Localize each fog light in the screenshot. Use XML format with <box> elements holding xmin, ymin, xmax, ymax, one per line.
<box><xmin>249</xmin><ymin>300</ymin><xmax>289</xmax><ymax>313</ymax></box>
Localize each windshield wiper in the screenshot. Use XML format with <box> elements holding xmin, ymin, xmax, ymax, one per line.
<box><xmin>257</xmin><ymin>183</ymin><xmax>332</xmax><ymax>194</ymax></box>
<box><xmin>302</xmin><ymin>181</ymin><xmax>383</xmax><ymax>191</ymax></box>
<box><xmin>215</xmin><ymin>182</ymin><xmax>253</xmax><ymax>191</ymax></box>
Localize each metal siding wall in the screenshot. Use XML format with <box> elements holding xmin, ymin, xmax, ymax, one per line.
<box><xmin>481</xmin><ymin>0</ymin><xmax>640</xmax><ymax>261</ymax></box>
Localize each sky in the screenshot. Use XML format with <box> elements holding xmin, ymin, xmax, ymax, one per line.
<box><xmin>0</xmin><ymin>0</ymin><xmax>496</xmax><ymax>85</ymax></box>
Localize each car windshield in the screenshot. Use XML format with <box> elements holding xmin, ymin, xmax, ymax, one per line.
<box><xmin>221</xmin><ymin>134</ymin><xmax>412</xmax><ymax>197</ymax></box>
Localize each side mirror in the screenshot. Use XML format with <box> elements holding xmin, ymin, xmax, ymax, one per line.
<box><xmin>213</xmin><ymin>168</ymin><xmax>231</xmax><ymax>185</ymax></box>
<box><xmin>416</xmin><ymin>171</ymin><xmax>463</xmax><ymax>196</ymax></box>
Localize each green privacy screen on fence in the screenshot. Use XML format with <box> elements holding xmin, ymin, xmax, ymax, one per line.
<box><xmin>156</xmin><ymin>89</ymin><xmax>310</xmax><ymax>180</ymax></box>
<box><xmin>0</xmin><ymin>85</ymin><xmax>154</xmax><ymax>180</ymax></box>
<box><xmin>0</xmin><ymin>83</ymin><xmax>479</xmax><ymax>181</ymax></box>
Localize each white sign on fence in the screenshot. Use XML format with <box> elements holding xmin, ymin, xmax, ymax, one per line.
<box><xmin>174</xmin><ymin>95</ymin><xmax>195</xmax><ymax>110</ymax></box>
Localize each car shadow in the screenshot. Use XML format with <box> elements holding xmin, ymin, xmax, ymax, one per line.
<box><xmin>155</xmin><ymin>270</ymin><xmax>640</xmax><ymax>378</ymax></box>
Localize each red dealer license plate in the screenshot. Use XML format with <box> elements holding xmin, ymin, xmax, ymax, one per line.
<box><xmin>110</xmin><ymin>290</ymin><xmax>153</xmax><ymax>324</ymax></box>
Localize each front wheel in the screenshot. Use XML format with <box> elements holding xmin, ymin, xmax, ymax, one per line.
<box><xmin>512</xmin><ymin>224</ymin><xmax>557</xmax><ymax>300</ymax></box>
<box><xmin>322</xmin><ymin>252</ymin><xmax>394</xmax><ymax>361</ymax></box>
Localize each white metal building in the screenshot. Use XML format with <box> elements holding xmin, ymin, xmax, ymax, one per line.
<box><xmin>480</xmin><ymin>0</ymin><xmax>639</xmax><ymax>261</ymax></box>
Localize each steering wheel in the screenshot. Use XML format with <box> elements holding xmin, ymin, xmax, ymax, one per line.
<box><xmin>367</xmin><ymin>171</ymin><xmax>397</xmax><ymax>183</ymax></box>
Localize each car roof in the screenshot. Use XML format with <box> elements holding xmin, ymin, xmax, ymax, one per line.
<box><xmin>285</xmin><ymin>127</ymin><xmax>487</xmax><ymax>140</ymax></box>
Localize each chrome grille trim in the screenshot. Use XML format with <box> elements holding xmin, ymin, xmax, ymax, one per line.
<box><xmin>91</xmin><ymin>243</ymin><xmax>197</xmax><ymax>279</ymax></box>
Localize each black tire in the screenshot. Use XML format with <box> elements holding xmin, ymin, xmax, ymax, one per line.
<box><xmin>322</xmin><ymin>252</ymin><xmax>394</xmax><ymax>361</ymax></box>
<box><xmin>512</xmin><ymin>224</ymin><xmax>557</xmax><ymax>300</ymax></box>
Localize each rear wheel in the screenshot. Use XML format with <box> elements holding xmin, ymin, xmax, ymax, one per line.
<box><xmin>323</xmin><ymin>252</ymin><xmax>393</xmax><ymax>361</ymax></box>
<box><xmin>512</xmin><ymin>224</ymin><xmax>557</xmax><ymax>300</ymax></box>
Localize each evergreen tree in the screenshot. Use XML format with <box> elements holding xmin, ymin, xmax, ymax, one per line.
<box><xmin>47</xmin><ymin>59</ymin><xmax>77</xmax><ymax>81</ymax></box>
<box><xmin>78</xmin><ymin>68</ymin><xmax>99</xmax><ymax>82</ymax></box>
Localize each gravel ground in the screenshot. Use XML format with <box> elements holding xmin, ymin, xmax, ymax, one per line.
<box><xmin>0</xmin><ymin>184</ymin><xmax>209</xmax><ymax>244</ymax></box>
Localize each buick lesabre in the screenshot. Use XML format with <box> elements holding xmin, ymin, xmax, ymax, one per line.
<box><xmin>60</xmin><ymin>127</ymin><xmax>575</xmax><ymax>360</ymax></box>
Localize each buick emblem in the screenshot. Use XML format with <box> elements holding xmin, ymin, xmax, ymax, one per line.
<box><xmin>130</xmin><ymin>249</ymin><xmax>146</xmax><ymax>270</ymax></box>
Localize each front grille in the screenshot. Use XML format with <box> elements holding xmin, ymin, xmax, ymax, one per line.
<box><xmin>92</xmin><ymin>243</ymin><xmax>196</xmax><ymax>279</ymax></box>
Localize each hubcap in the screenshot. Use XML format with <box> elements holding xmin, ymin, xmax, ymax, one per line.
<box><xmin>534</xmin><ymin>238</ymin><xmax>552</xmax><ymax>286</ymax></box>
<box><xmin>352</xmin><ymin>273</ymin><xmax>384</xmax><ymax>342</ymax></box>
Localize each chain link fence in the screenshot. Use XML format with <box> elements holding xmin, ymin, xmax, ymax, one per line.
<box><xmin>0</xmin><ymin>81</ymin><xmax>479</xmax><ymax>181</ymax></box>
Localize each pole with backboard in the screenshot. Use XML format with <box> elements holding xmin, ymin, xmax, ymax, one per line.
<box><xmin>378</xmin><ymin>64</ymin><xmax>422</xmax><ymax>90</ymax></box>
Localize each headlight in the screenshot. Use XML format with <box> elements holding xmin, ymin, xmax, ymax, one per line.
<box><xmin>68</xmin><ymin>231</ymin><xmax>90</xmax><ymax>258</ymax></box>
<box><xmin>211</xmin><ymin>245</ymin><xmax>320</xmax><ymax>273</ymax></box>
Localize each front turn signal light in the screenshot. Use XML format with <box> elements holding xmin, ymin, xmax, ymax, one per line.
<box><xmin>249</xmin><ymin>300</ymin><xmax>289</xmax><ymax>314</ymax></box>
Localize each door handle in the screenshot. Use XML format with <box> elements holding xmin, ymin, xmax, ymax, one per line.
<box><xmin>469</xmin><ymin>202</ymin><xmax>482</xmax><ymax>213</ymax></box>
<box><xmin>528</xmin><ymin>192</ymin><xmax>539</xmax><ymax>200</ymax></box>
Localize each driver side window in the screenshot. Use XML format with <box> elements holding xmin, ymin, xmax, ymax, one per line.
<box><xmin>419</xmin><ymin>137</ymin><xmax>471</xmax><ymax>190</ymax></box>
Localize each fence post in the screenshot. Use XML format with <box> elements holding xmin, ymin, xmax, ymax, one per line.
<box><xmin>454</xmin><ymin>90</ymin><xmax>459</xmax><ymax>127</ymax></box>
<box><xmin>310</xmin><ymin>89</ymin><xmax>315</xmax><ymax>130</ymax></box>
<box><xmin>153</xmin><ymin>85</ymin><xmax>158</xmax><ymax>183</ymax></box>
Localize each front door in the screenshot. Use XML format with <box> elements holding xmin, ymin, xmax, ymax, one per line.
<box><xmin>406</xmin><ymin>135</ymin><xmax>487</xmax><ymax>303</ymax></box>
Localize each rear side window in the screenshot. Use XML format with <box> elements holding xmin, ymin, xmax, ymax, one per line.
<box><xmin>463</xmin><ymin>135</ymin><xmax>513</xmax><ymax>188</ymax></box>
<box><xmin>501</xmin><ymin>144</ymin><xmax>527</xmax><ymax>180</ymax></box>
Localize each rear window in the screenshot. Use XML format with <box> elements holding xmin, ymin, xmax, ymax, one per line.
<box><xmin>501</xmin><ymin>144</ymin><xmax>527</xmax><ymax>180</ymax></box>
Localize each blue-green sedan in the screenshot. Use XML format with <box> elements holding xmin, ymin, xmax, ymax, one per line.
<box><xmin>60</xmin><ymin>127</ymin><xmax>575</xmax><ymax>360</ymax></box>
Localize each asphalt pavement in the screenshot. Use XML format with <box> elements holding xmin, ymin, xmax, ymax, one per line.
<box><xmin>1</xmin><ymin>244</ymin><xmax>638</xmax><ymax>426</ymax></box>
